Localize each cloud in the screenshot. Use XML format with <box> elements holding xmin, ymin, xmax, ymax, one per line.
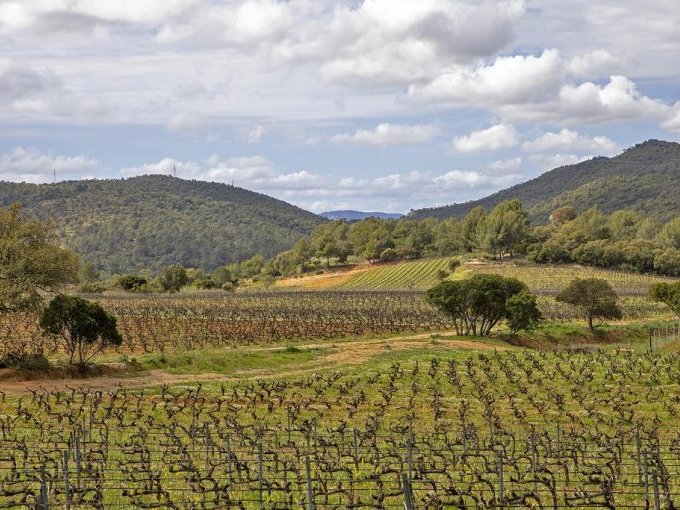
<box><xmin>0</xmin><ymin>146</ymin><xmax>100</xmax><ymax>183</ymax></box>
<box><xmin>331</xmin><ymin>123</ymin><xmax>441</xmax><ymax>146</ymax></box>
<box><xmin>121</xmin><ymin>154</ymin><xmax>325</xmax><ymax>190</ymax></box>
<box><xmin>528</xmin><ymin>152</ymin><xmax>592</xmax><ymax>170</ymax></box>
<box><xmin>411</xmin><ymin>49</ymin><xmax>673</xmax><ymax>125</ymax></box>
<box><xmin>567</xmin><ymin>50</ymin><xmax>620</xmax><ymax>79</ymax></box>
<box><xmin>453</xmin><ymin>124</ymin><xmax>518</xmax><ymax>152</ymax></box>
<box><xmin>0</xmin><ymin>60</ymin><xmax>62</xmax><ymax>112</ymax></box>
<box><xmin>523</xmin><ymin>129</ymin><xmax>619</xmax><ymax>154</ymax></box>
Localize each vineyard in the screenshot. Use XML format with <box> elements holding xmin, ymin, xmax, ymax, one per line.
<box><xmin>279</xmin><ymin>259</ymin><xmax>679</xmax><ymax>296</ymax></box>
<box><xmin>1</xmin><ymin>349</ymin><xmax>679</xmax><ymax>508</ymax></box>
<box><xmin>0</xmin><ymin>291</ymin><xmax>672</xmax><ymax>360</ymax></box>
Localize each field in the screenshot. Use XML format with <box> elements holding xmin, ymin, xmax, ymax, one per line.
<box><xmin>1</xmin><ymin>347</ymin><xmax>680</xmax><ymax>508</ymax></box>
<box><xmin>278</xmin><ymin>259</ymin><xmax>678</xmax><ymax>296</ymax></box>
<box><xmin>2</xmin><ymin>260</ymin><xmax>680</xmax><ymax>508</ymax></box>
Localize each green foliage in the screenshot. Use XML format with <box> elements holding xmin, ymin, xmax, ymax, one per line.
<box><xmin>117</xmin><ymin>275</ymin><xmax>148</xmax><ymax>292</ymax></box>
<box><xmin>409</xmin><ymin>140</ymin><xmax>680</xmax><ymax>223</ymax></box>
<box><xmin>0</xmin><ymin>176</ymin><xmax>323</xmax><ymax>274</ymax></box>
<box><xmin>0</xmin><ymin>204</ymin><xmax>79</xmax><ymax>313</ymax></box>
<box><xmin>157</xmin><ymin>265</ymin><xmax>189</xmax><ymax>293</ymax></box>
<box><xmin>649</xmin><ymin>282</ymin><xmax>680</xmax><ymax>318</ymax></box>
<box><xmin>40</xmin><ymin>295</ymin><xmax>122</xmax><ymax>366</ymax></box>
<box><xmin>505</xmin><ymin>291</ymin><xmax>543</xmax><ymax>334</ymax></box>
<box><xmin>426</xmin><ymin>274</ymin><xmax>532</xmax><ymax>336</ymax></box>
<box><xmin>556</xmin><ymin>278</ymin><xmax>623</xmax><ymax>333</ymax></box>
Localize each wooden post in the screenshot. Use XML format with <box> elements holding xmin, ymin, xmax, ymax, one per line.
<box><xmin>401</xmin><ymin>472</ymin><xmax>416</xmax><ymax>510</ymax></box>
<box><xmin>63</xmin><ymin>451</ymin><xmax>71</xmax><ymax>510</ymax></box>
<box><xmin>497</xmin><ymin>449</ymin><xmax>505</xmax><ymax>509</ymax></box>
<box><xmin>651</xmin><ymin>470</ymin><xmax>661</xmax><ymax>510</ymax></box>
<box><xmin>305</xmin><ymin>455</ymin><xmax>315</xmax><ymax>510</ymax></box>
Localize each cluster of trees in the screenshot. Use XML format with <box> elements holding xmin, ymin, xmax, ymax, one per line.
<box><xmin>269</xmin><ymin>201</ymin><xmax>680</xmax><ymax>278</ymax></box>
<box><xmin>428</xmin><ymin>275</ymin><xmax>627</xmax><ymax>336</ymax></box>
<box><xmin>108</xmin><ymin>254</ymin><xmax>269</xmax><ymax>294</ymax></box>
<box><xmin>528</xmin><ymin>207</ymin><xmax>680</xmax><ymax>276</ymax></box>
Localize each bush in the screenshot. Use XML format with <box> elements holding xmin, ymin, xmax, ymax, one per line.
<box><xmin>556</xmin><ymin>278</ymin><xmax>622</xmax><ymax>333</ymax></box>
<box><xmin>0</xmin><ymin>352</ymin><xmax>51</xmax><ymax>370</ymax></box>
<box><xmin>117</xmin><ymin>275</ymin><xmax>148</xmax><ymax>292</ymax></box>
<box><xmin>40</xmin><ymin>295</ymin><xmax>122</xmax><ymax>366</ymax></box>
<box><xmin>654</xmin><ymin>248</ymin><xmax>680</xmax><ymax>277</ymax></box>
<box><xmin>221</xmin><ymin>282</ymin><xmax>236</xmax><ymax>292</ymax></box>
<box><xmin>380</xmin><ymin>248</ymin><xmax>399</xmax><ymax>262</ymax></box>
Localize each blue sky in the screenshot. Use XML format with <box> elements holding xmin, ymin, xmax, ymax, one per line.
<box><xmin>0</xmin><ymin>0</ymin><xmax>679</xmax><ymax>213</ymax></box>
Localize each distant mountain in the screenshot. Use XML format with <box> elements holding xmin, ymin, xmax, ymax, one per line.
<box><xmin>321</xmin><ymin>210</ymin><xmax>404</xmax><ymax>221</ymax></box>
<box><xmin>0</xmin><ymin>175</ymin><xmax>324</xmax><ymax>274</ymax></box>
<box><xmin>409</xmin><ymin>139</ymin><xmax>680</xmax><ymax>223</ymax></box>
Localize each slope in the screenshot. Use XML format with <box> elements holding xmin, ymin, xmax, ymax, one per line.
<box><xmin>409</xmin><ymin>139</ymin><xmax>680</xmax><ymax>223</ymax></box>
<box><xmin>0</xmin><ymin>175</ymin><xmax>323</xmax><ymax>274</ymax></box>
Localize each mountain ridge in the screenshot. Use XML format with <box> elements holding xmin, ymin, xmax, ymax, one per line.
<box><xmin>320</xmin><ymin>210</ymin><xmax>404</xmax><ymax>221</ymax></box>
<box><xmin>0</xmin><ymin>175</ymin><xmax>324</xmax><ymax>274</ymax></box>
<box><xmin>408</xmin><ymin>139</ymin><xmax>680</xmax><ymax>223</ymax></box>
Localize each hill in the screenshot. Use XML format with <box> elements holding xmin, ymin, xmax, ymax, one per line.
<box><xmin>0</xmin><ymin>175</ymin><xmax>324</xmax><ymax>274</ymax></box>
<box><xmin>320</xmin><ymin>210</ymin><xmax>404</xmax><ymax>220</ymax></box>
<box><xmin>409</xmin><ymin>139</ymin><xmax>680</xmax><ymax>223</ymax></box>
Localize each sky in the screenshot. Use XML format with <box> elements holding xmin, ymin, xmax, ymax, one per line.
<box><xmin>0</xmin><ymin>0</ymin><xmax>679</xmax><ymax>214</ymax></box>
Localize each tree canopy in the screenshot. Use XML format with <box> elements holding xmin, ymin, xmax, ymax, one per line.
<box><xmin>426</xmin><ymin>274</ymin><xmax>540</xmax><ymax>336</ymax></box>
<box><xmin>556</xmin><ymin>278</ymin><xmax>622</xmax><ymax>333</ymax></box>
<box><xmin>0</xmin><ymin>204</ymin><xmax>79</xmax><ymax>313</ymax></box>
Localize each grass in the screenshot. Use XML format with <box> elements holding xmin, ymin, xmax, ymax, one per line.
<box><xmin>134</xmin><ymin>345</ymin><xmax>329</xmax><ymax>375</ymax></box>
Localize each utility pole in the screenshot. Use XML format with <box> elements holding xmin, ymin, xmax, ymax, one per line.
<box><xmin>53</xmin><ymin>168</ymin><xmax>56</xmax><ymax>183</ymax></box>
<box><xmin>173</xmin><ymin>164</ymin><xmax>177</xmax><ymax>178</ymax></box>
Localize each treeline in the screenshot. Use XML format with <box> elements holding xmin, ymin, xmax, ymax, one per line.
<box><xmin>267</xmin><ymin>200</ymin><xmax>680</xmax><ymax>278</ymax></box>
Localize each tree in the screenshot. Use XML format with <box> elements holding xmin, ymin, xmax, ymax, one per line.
<box><xmin>157</xmin><ymin>265</ymin><xmax>188</xmax><ymax>293</ymax></box>
<box><xmin>556</xmin><ymin>278</ymin><xmax>622</xmax><ymax>333</ymax></box>
<box><xmin>649</xmin><ymin>282</ymin><xmax>680</xmax><ymax>318</ymax></box>
<box><xmin>506</xmin><ymin>291</ymin><xmax>543</xmax><ymax>335</ymax></box>
<box><xmin>550</xmin><ymin>206</ymin><xmax>577</xmax><ymax>226</ymax></box>
<box><xmin>427</xmin><ymin>274</ymin><xmax>534</xmax><ymax>336</ymax></box>
<box><xmin>117</xmin><ymin>275</ymin><xmax>148</xmax><ymax>292</ymax></box>
<box><xmin>40</xmin><ymin>295</ymin><xmax>122</xmax><ymax>366</ymax></box>
<box><xmin>481</xmin><ymin>200</ymin><xmax>529</xmax><ymax>259</ymax></box>
<box><xmin>0</xmin><ymin>204</ymin><xmax>79</xmax><ymax>313</ymax></box>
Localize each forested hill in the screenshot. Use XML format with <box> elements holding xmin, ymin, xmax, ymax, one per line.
<box><xmin>0</xmin><ymin>175</ymin><xmax>323</xmax><ymax>274</ymax></box>
<box><xmin>409</xmin><ymin>139</ymin><xmax>680</xmax><ymax>223</ymax></box>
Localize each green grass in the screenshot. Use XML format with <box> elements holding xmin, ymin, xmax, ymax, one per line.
<box><xmin>137</xmin><ymin>345</ymin><xmax>328</xmax><ymax>375</ymax></box>
<box><xmin>335</xmin><ymin>257</ymin><xmax>456</xmax><ymax>290</ymax></box>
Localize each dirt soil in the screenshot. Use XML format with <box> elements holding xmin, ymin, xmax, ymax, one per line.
<box><xmin>0</xmin><ymin>332</ymin><xmax>506</xmax><ymax>396</ymax></box>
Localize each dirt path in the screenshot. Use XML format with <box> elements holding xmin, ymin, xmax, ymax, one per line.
<box><xmin>0</xmin><ymin>333</ymin><xmax>506</xmax><ymax>396</ymax></box>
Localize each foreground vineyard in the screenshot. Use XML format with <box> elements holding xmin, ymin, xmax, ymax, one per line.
<box><xmin>1</xmin><ymin>350</ymin><xmax>679</xmax><ymax>508</ymax></box>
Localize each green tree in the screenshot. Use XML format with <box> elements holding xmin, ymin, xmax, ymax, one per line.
<box><xmin>649</xmin><ymin>282</ymin><xmax>680</xmax><ymax>318</ymax></box>
<box><xmin>0</xmin><ymin>204</ymin><xmax>79</xmax><ymax>313</ymax></box>
<box><xmin>506</xmin><ymin>291</ymin><xmax>543</xmax><ymax>335</ymax></box>
<box><xmin>157</xmin><ymin>265</ymin><xmax>188</xmax><ymax>293</ymax></box>
<box><xmin>556</xmin><ymin>278</ymin><xmax>622</xmax><ymax>333</ymax></box>
<box><xmin>481</xmin><ymin>200</ymin><xmax>529</xmax><ymax>259</ymax></box>
<box><xmin>427</xmin><ymin>274</ymin><xmax>531</xmax><ymax>336</ymax></box>
<box><xmin>117</xmin><ymin>275</ymin><xmax>148</xmax><ymax>292</ymax></box>
<box><xmin>40</xmin><ymin>295</ymin><xmax>122</xmax><ymax>366</ymax></box>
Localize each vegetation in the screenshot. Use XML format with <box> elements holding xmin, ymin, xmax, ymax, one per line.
<box><xmin>0</xmin><ymin>350</ymin><xmax>679</xmax><ymax>507</ymax></box>
<box><xmin>0</xmin><ymin>204</ymin><xmax>79</xmax><ymax>313</ymax></box>
<box><xmin>157</xmin><ymin>264</ymin><xmax>189</xmax><ymax>293</ymax></box>
<box><xmin>427</xmin><ymin>274</ymin><xmax>540</xmax><ymax>336</ymax></box>
<box><xmin>0</xmin><ymin>175</ymin><xmax>323</xmax><ymax>274</ymax></box>
<box><xmin>556</xmin><ymin>278</ymin><xmax>623</xmax><ymax>333</ymax></box>
<box><xmin>649</xmin><ymin>282</ymin><xmax>680</xmax><ymax>318</ymax></box>
<box><xmin>409</xmin><ymin>139</ymin><xmax>680</xmax><ymax>223</ymax></box>
<box><xmin>39</xmin><ymin>295</ymin><xmax>122</xmax><ymax>366</ymax></box>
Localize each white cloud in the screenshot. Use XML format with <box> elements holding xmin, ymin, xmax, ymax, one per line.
<box><xmin>528</xmin><ymin>152</ymin><xmax>592</xmax><ymax>170</ymax></box>
<box><xmin>0</xmin><ymin>146</ymin><xmax>100</xmax><ymax>182</ymax></box>
<box><xmin>412</xmin><ymin>49</ymin><xmax>674</xmax><ymax>126</ymax></box>
<box><xmin>453</xmin><ymin>124</ymin><xmax>518</xmax><ymax>152</ymax></box>
<box><xmin>523</xmin><ymin>129</ymin><xmax>619</xmax><ymax>154</ymax></box>
<box><xmin>331</xmin><ymin>123</ymin><xmax>441</xmax><ymax>146</ymax></box>
<box><xmin>120</xmin><ymin>154</ymin><xmax>325</xmax><ymax>190</ymax></box>
<box><xmin>0</xmin><ymin>60</ymin><xmax>61</xmax><ymax>111</ymax></box>
<box><xmin>568</xmin><ymin>50</ymin><xmax>620</xmax><ymax>79</ymax></box>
